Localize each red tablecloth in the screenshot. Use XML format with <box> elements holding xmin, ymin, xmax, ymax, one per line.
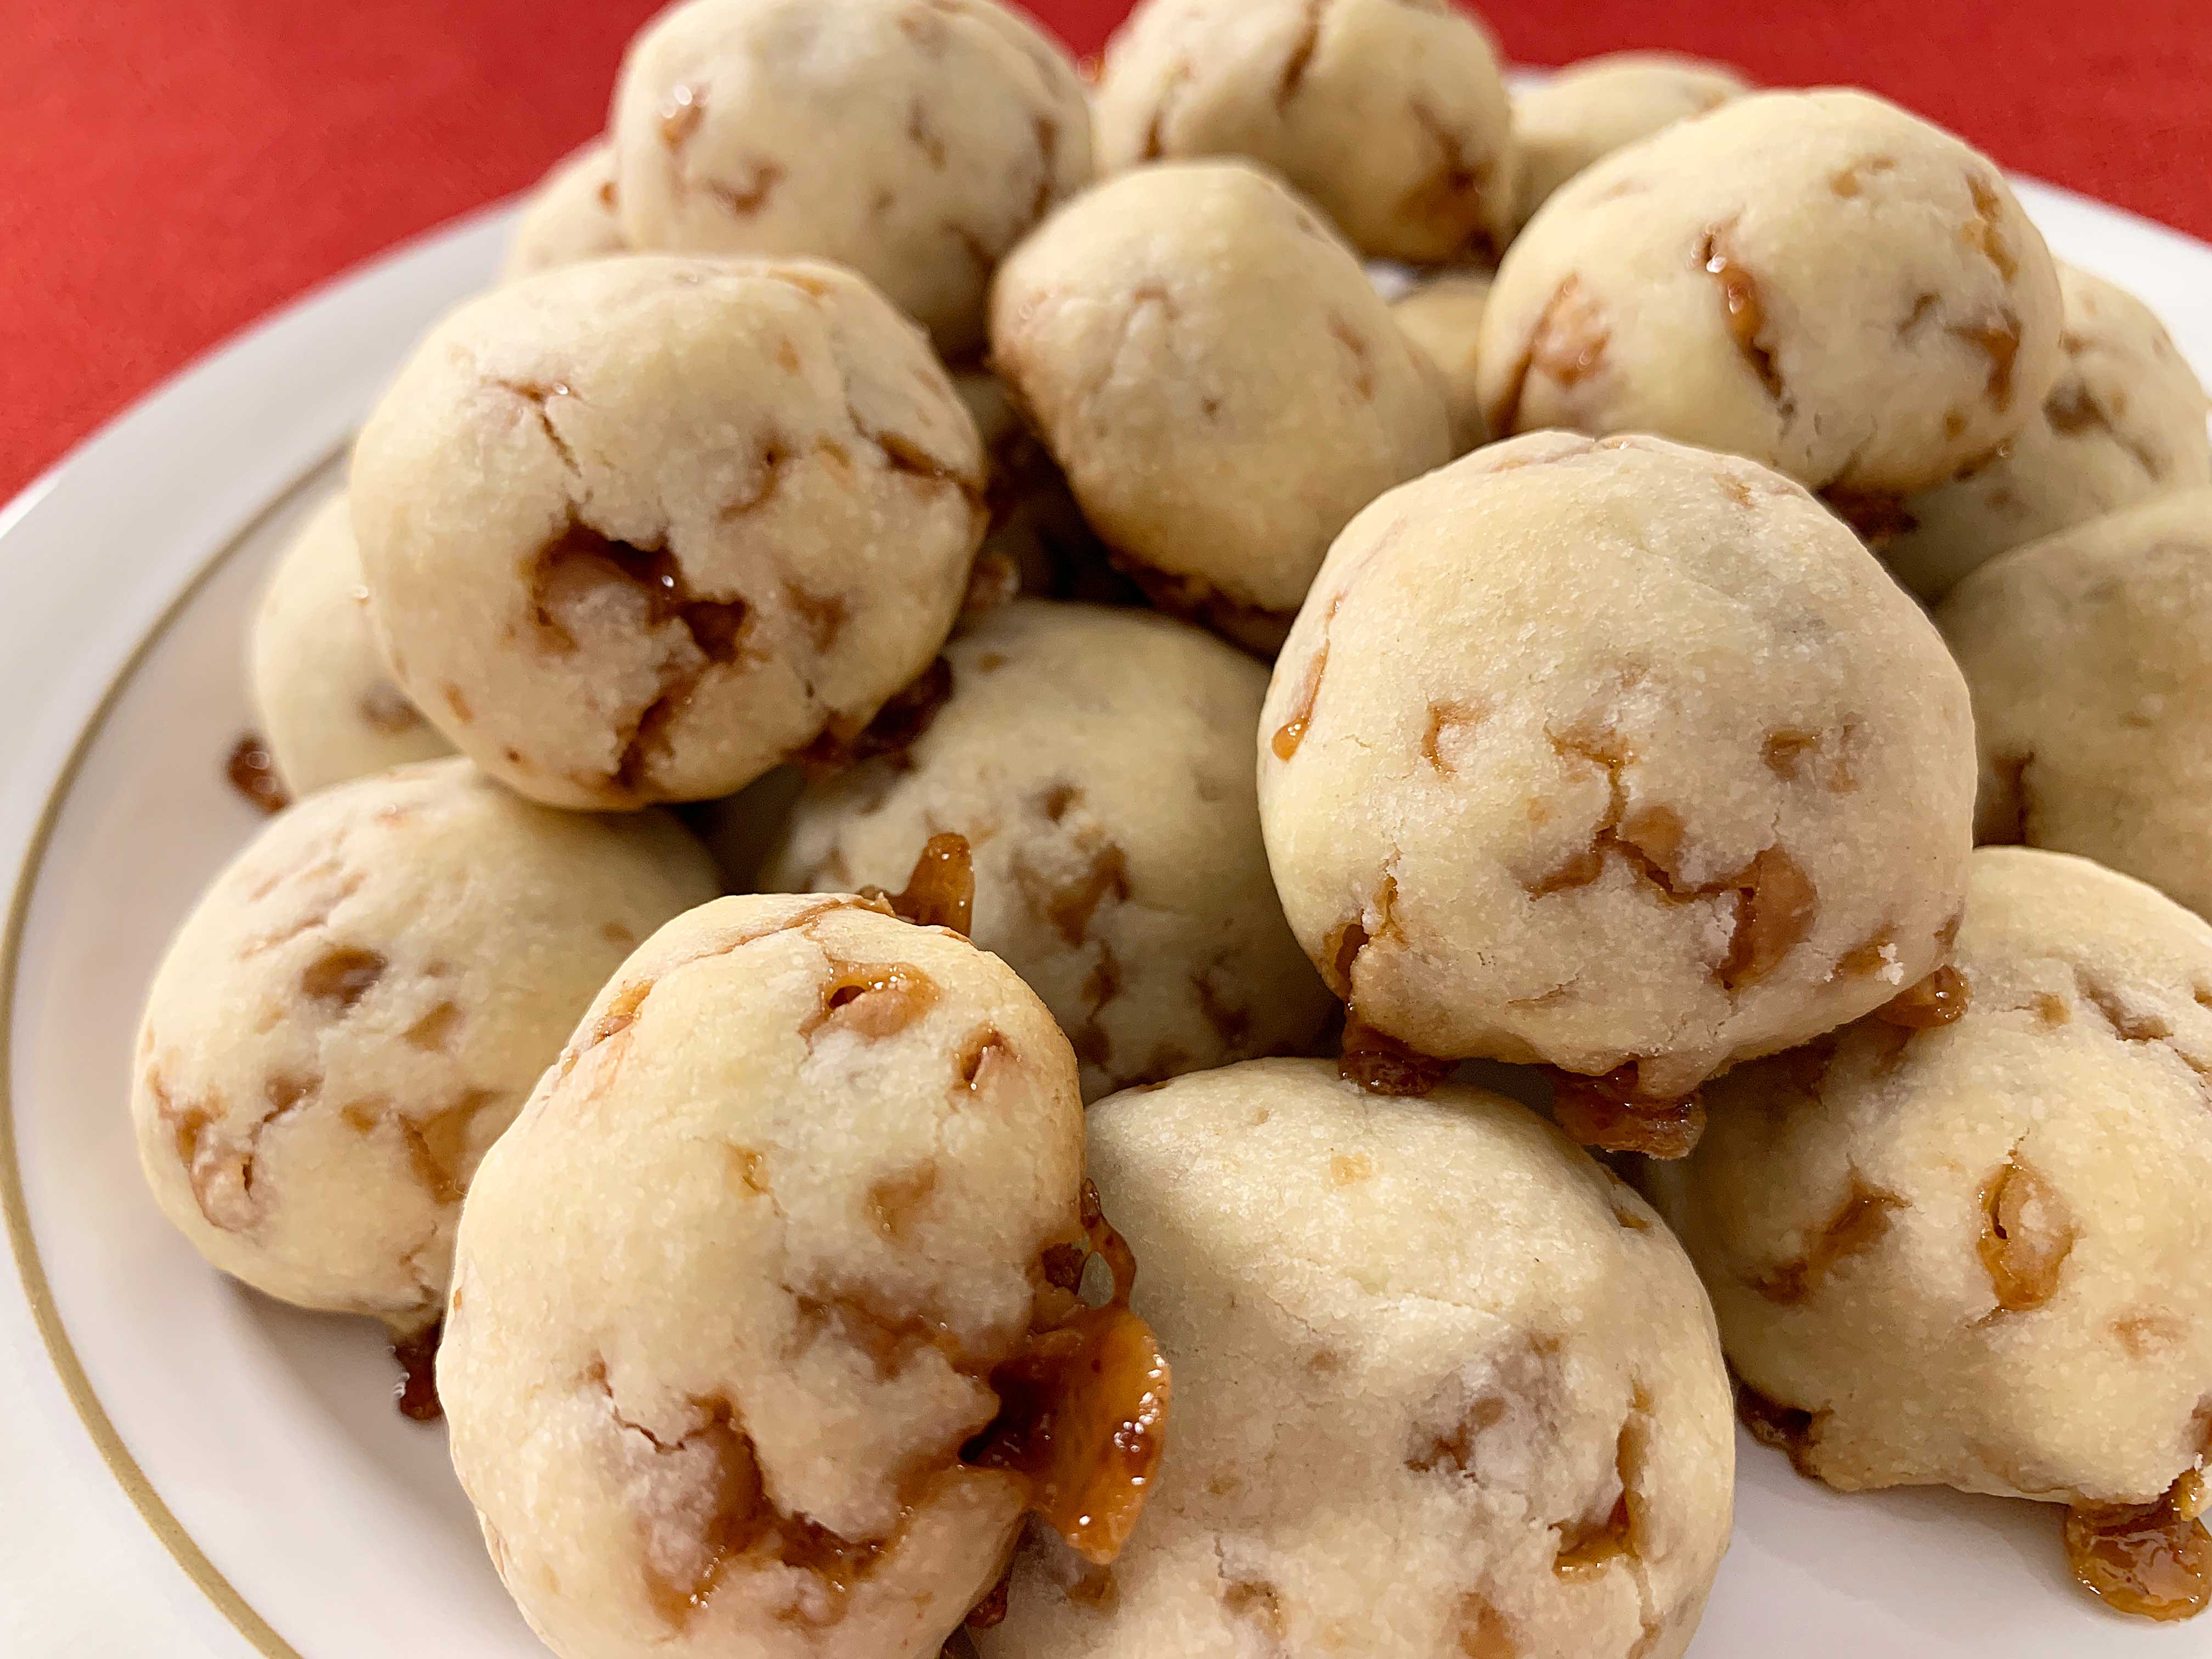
<box><xmin>4</xmin><ymin>0</ymin><xmax>2208</xmax><ymax>504</ymax></box>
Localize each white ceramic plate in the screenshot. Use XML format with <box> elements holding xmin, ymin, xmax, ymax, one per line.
<box><xmin>7</xmin><ymin>184</ymin><xmax>2212</xmax><ymax>1658</ymax></box>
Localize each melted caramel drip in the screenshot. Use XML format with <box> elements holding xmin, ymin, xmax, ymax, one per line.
<box><xmin>1550</xmin><ymin>1068</ymin><xmax>1705</xmax><ymax>1159</ymax></box>
<box><xmin>1735</xmin><ymin>1380</ymin><xmax>1824</xmax><ymax>1480</ymax></box>
<box><xmin>962</xmin><ymin>1181</ymin><xmax>1166</xmax><ymax>1566</ymax></box>
<box><xmin>798</xmin><ymin>656</ymin><xmax>955</xmax><ymax>776</ymax></box>
<box><xmin>1875</xmin><ymin>963</ymin><xmax>1970</xmax><ymax>1028</ymax></box>
<box><xmin>392</xmin><ymin>1319</ymin><xmax>443</xmax><ymax>1422</ymax></box>
<box><xmin>1339</xmin><ymin>1014</ymin><xmax>1452</xmax><ymax>1097</ymax></box>
<box><xmin>2066</xmin><ymin>1471</ymin><xmax>2212</xmax><ymax>1621</ymax></box>
<box><xmin>861</xmin><ymin>831</ymin><xmax>975</xmax><ymax>935</ymax></box>
<box><xmin>226</xmin><ymin>732</ymin><xmax>290</xmax><ymax>815</ymax></box>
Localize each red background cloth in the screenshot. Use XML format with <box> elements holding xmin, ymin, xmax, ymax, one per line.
<box><xmin>4</xmin><ymin>0</ymin><xmax>2208</xmax><ymax>504</ymax></box>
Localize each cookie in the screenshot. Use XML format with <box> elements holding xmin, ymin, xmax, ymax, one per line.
<box><xmin>1090</xmin><ymin>0</ymin><xmax>1514</xmax><ymax>262</ymax></box>
<box><xmin>351</xmin><ymin>255</ymin><xmax>985</xmax><ymax>809</ymax></box>
<box><xmin>1259</xmin><ymin>433</ymin><xmax>1975</xmax><ymax>1109</ymax></box>
<box><xmin>440</xmin><ymin>891</ymin><xmax>1163</xmax><ymax>1658</ymax></box>
<box><xmin>1646</xmin><ymin>848</ymin><xmax>2212</xmax><ymax>1617</ymax></box>
<box><xmin>762</xmin><ymin>600</ymin><xmax>1334</xmax><ymax>1100</ymax></box>
<box><xmin>503</xmin><ymin>140</ymin><xmax>628</xmax><ymax>280</ymax></box>
<box><xmin>1390</xmin><ymin>270</ymin><xmax>1493</xmax><ymax>455</ymax></box>
<box><xmin>1940</xmin><ymin>488</ymin><xmax>2212</xmax><ymax>919</ymax></box>
<box><xmin>1477</xmin><ymin>89</ymin><xmax>2063</xmax><ymax>510</ymax></box>
<box><xmin>1510</xmin><ymin>53</ymin><xmax>1747</xmax><ymax>233</ymax></box>
<box><xmin>1886</xmin><ymin>266</ymin><xmax>2212</xmax><ymax>599</ymax></box>
<box><xmin>610</xmin><ymin>0</ymin><xmax>1091</xmax><ymax>354</ymax></box>
<box><xmin>129</xmin><ymin>758</ymin><xmax>718</xmax><ymax>1328</ymax></box>
<box><xmin>990</xmin><ymin>160</ymin><xmax>1450</xmax><ymax>652</ymax></box>
<box><xmin>247</xmin><ymin>490</ymin><xmax>451</xmax><ymax>796</ymax></box>
<box><xmin>979</xmin><ymin>1058</ymin><xmax>1734</xmax><ymax>1659</ymax></box>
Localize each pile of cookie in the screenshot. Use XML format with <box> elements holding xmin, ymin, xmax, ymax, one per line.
<box><xmin>133</xmin><ymin>0</ymin><xmax>2212</xmax><ymax>1652</ymax></box>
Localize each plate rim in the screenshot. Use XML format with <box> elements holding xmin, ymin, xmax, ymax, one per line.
<box><xmin>5</xmin><ymin>169</ymin><xmax>2211</xmax><ymax>1656</ymax></box>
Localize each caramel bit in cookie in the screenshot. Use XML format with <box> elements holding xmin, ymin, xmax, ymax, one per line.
<box><xmin>2066</xmin><ymin>1471</ymin><xmax>2212</xmax><ymax>1622</ymax></box>
<box><xmin>611</xmin><ymin>1379</ymin><xmax>890</xmax><ymax>1630</ymax></box>
<box><xmin>1271</xmin><ymin>637</ymin><xmax>1329</xmax><ymax>761</ymax></box>
<box><xmin>1328</xmin><ymin>313</ymin><xmax>1376</xmax><ymax>400</ymax></box>
<box><xmin>861</xmin><ymin>831</ymin><xmax>975</xmax><ymax>935</ymax></box>
<box><xmin>534</xmin><ymin>524</ymin><xmax>753</xmax><ymax>666</ymax></box>
<box><xmin>1017</xmin><ymin>841</ymin><xmax>1130</xmax><ymax>949</ymax></box>
<box><xmin>1963</xmin><ymin>173</ymin><xmax>2019</xmax><ymax>283</ymax></box>
<box><xmin>964</xmin><ymin>1181</ymin><xmax>1169</xmax><ymax>1566</ymax></box>
<box><xmin>659</xmin><ymin>84</ymin><xmax>703</xmax><ymax>148</ymax></box>
<box><xmin>1950</xmin><ymin>311</ymin><xmax>2023</xmax><ymax>409</ymax></box>
<box><xmin>1977</xmin><ymin>1152</ymin><xmax>2077</xmax><ymax>1313</ymax></box>
<box><xmin>811</xmin><ymin>962</ymin><xmax>939</xmax><ymax>1042</ymax></box>
<box><xmin>1550</xmin><ymin>1066</ymin><xmax>1705</xmax><ymax>1159</ymax></box>
<box><xmin>392</xmin><ymin>1318</ymin><xmax>443</xmax><ymax>1423</ymax></box>
<box><xmin>1719</xmin><ymin>846</ymin><xmax>1818</xmax><ymax>991</ymax></box>
<box><xmin>1421</xmin><ymin>699</ymin><xmax>1486</xmax><ymax>774</ymax></box>
<box><xmin>1698</xmin><ymin>225</ymin><xmax>1786</xmax><ymax>404</ymax></box>
<box><xmin>1735</xmin><ymin>1381</ymin><xmax>1827</xmax><ymax>1481</ymax></box>
<box><xmin>1753</xmin><ymin>1173</ymin><xmax>1906</xmax><ymax>1305</ymax></box>
<box><xmin>866</xmin><ymin>1161</ymin><xmax>941</xmax><ymax>1241</ymax></box>
<box><xmin>403</xmin><ymin>999</ymin><xmax>462</xmax><ymax>1052</ymax></box>
<box><xmin>704</xmin><ymin>159</ymin><xmax>786</xmax><ymax>218</ymax></box>
<box><xmin>1828</xmin><ymin>154</ymin><xmax>1897</xmax><ymax>198</ymax></box>
<box><xmin>1491</xmin><ymin>275</ymin><xmax>1607</xmax><ymax>433</ymax></box>
<box><xmin>957</xmin><ymin>1026</ymin><xmax>1009</xmax><ymax>1092</ymax></box>
<box><xmin>1339</xmin><ymin>1014</ymin><xmax>1452</xmax><ymax>1097</ymax></box>
<box><xmin>1403</xmin><ymin>97</ymin><xmax>1498</xmax><ymax>258</ymax></box>
<box><xmin>1552</xmin><ymin>1386</ymin><xmax>1649</xmax><ymax>1581</ymax></box>
<box><xmin>358</xmin><ymin>681</ymin><xmax>423</xmax><ymax>735</ymax></box>
<box><xmin>781</xmin><ymin>579</ymin><xmax>849</xmax><ymax>652</ymax></box>
<box><xmin>798</xmin><ymin>655</ymin><xmax>955</xmax><ymax>777</ymax></box>
<box><xmin>964</xmin><ymin>1561</ymin><xmax>1013</xmax><ymax>1630</ymax></box>
<box><xmin>226</xmin><ymin>732</ymin><xmax>290</xmax><ymax>815</ymax></box>
<box><xmin>582</xmin><ymin>978</ymin><xmax>652</xmax><ymax>1056</ymax></box>
<box><xmin>1455</xmin><ymin>1592</ymin><xmax>1519</xmax><ymax>1658</ymax></box>
<box><xmin>301</xmin><ymin>946</ymin><xmax>387</xmax><ymax>1013</ymax></box>
<box><xmin>1875</xmin><ymin>963</ymin><xmax>1969</xmax><ymax>1028</ymax></box>
<box><xmin>1275</xmin><ymin>0</ymin><xmax>1324</xmax><ymax>106</ymax></box>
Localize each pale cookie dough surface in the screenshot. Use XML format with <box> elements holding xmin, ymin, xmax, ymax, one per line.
<box><xmin>1390</xmin><ymin>270</ymin><xmax>1492</xmax><ymax>456</ymax></box>
<box><xmin>1886</xmin><ymin>265</ymin><xmax>2212</xmax><ymax>600</ymax></box>
<box><xmin>990</xmin><ymin>160</ymin><xmax>1450</xmax><ymax>648</ymax></box>
<box><xmin>1090</xmin><ymin>0</ymin><xmax>1515</xmax><ymax>263</ymax></box>
<box><xmin>979</xmin><ymin>1059</ymin><xmax>1734</xmax><ymax>1659</ymax></box>
<box><xmin>1509</xmin><ymin>53</ymin><xmax>1748</xmax><ymax>233</ymax></box>
<box><xmin>503</xmin><ymin>140</ymin><xmax>628</xmax><ymax>281</ymax></box>
<box><xmin>352</xmin><ymin>255</ymin><xmax>985</xmax><ymax>810</ymax></box>
<box><xmin>610</xmin><ymin>0</ymin><xmax>1091</xmax><ymax>354</ymax></box>
<box><xmin>129</xmin><ymin>758</ymin><xmax>718</xmax><ymax>1326</ymax></box>
<box><xmin>1647</xmin><ymin>848</ymin><xmax>2212</xmax><ymax>1505</ymax></box>
<box><xmin>762</xmin><ymin>601</ymin><xmax>1334</xmax><ymax>1101</ymax></box>
<box><xmin>441</xmin><ymin>894</ymin><xmax>1086</xmax><ymax>1659</ymax></box>
<box><xmin>1259</xmin><ymin>433</ymin><xmax>1976</xmax><ymax>1097</ymax></box>
<box><xmin>1478</xmin><ymin>89</ymin><xmax>2063</xmax><ymax>501</ymax></box>
<box><xmin>248</xmin><ymin>490</ymin><xmax>452</xmax><ymax>797</ymax></box>
<box><xmin>1939</xmin><ymin>488</ymin><xmax>2212</xmax><ymax>920</ymax></box>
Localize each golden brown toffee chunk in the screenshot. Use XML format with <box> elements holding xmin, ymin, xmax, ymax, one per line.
<box><xmin>861</xmin><ymin>832</ymin><xmax>977</xmax><ymax>936</ymax></box>
<box><xmin>1874</xmin><ymin>963</ymin><xmax>1969</xmax><ymax>1027</ymax></box>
